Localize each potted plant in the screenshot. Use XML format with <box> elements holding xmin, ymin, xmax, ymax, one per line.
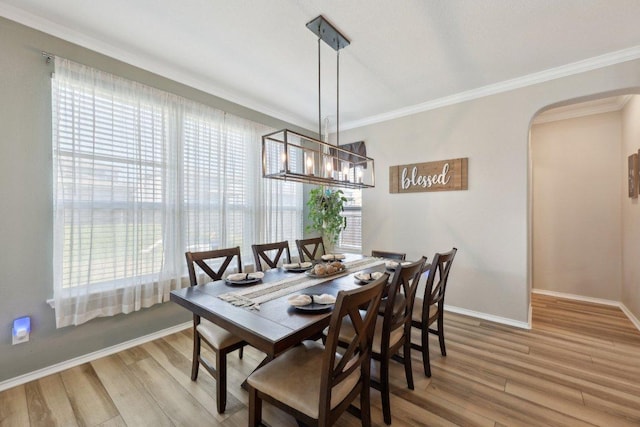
<box><xmin>306</xmin><ymin>187</ymin><xmax>348</xmax><ymax>251</ymax></box>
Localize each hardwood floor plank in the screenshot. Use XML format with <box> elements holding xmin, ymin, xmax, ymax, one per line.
<box><xmin>25</xmin><ymin>374</ymin><xmax>78</xmax><ymax>427</ymax></box>
<box><xmin>504</xmin><ymin>380</ymin><xmax>639</xmax><ymax>427</ymax></box>
<box><xmin>0</xmin><ymin>385</ymin><xmax>29</xmax><ymax>427</ymax></box>
<box><xmin>430</xmin><ymin>369</ymin><xmax>593</xmax><ymax>427</ymax></box>
<box><xmin>444</xmin><ymin>322</ymin><xmax>532</xmax><ymax>354</ymax></box>
<box><xmin>126</xmin><ymin>353</ymin><xmax>221</xmax><ymax>426</ymax></box>
<box><xmin>116</xmin><ymin>345</ymin><xmax>151</xmax><ymax>366</ymax></box>
<box><xmin>159</xmin><ymin>328</ymin><xmax>265</xmax><ymax>410</ymax></box>
<box><xmin>59</xmin><ymin>364</ymin><xmax>119</xmax><ymax>426</ymax></box>
<box><xmin>96</xmin><ymin>415</ymin><xmax>127</xmax><ymax>427</ymax></box>
<box><xmin>396</xmin><ymin>385</ymin><xmax>496</xmax><ymax>427</ymax></box>
<box><xmin>4</xmin><ymin>293</ymin><xmax>640</xmax><ymax>426</ymax></box>
<box><xmin>91</xmin><ymin>354</ymin><xmax>173</xmax><ymax>427</ymax></box>
<box><xmin>141</xmin><ymin>338</ymin><xmax>246</xmax><ymax>420</ymax></box>
<box><xmin>420</xmin><ymin>351</ymin><xmax>508</xmax><ymax>391</ymax></box>
<box><xmin>430</xmin><ymin>348</ymin><xmax>585</xmax><ymax>404</ymax></box>
<box><xmin>445</xmin><ymin>338</ymin><xmax>640</xmax><ymax>408</ymax></box>
<box><xmin>369</xmin><ymin>392</ymin><xmax>461</xmax><ymax>427</ymax></box>
<box><xmin>582</xmin><ymin>390</ymin><xmax>640</xmax><ymax>422</ymax></box>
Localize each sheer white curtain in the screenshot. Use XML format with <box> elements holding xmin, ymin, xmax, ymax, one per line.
<box><xmin>52</xmin><ymin>58</ymin><xmax>302</xmax><ymax>328</ymax></box>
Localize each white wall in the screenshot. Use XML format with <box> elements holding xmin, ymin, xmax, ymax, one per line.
<box><xmin>622</xmin><ymin>96</ymin><xmax>640</xmax><ymax>319</ymax></box>
<box><xmin>339</xmin><ymin>62</ymin><xmax>640</xmax><ymax>325</ymax></box>
<box><xmin>530</xmin><ymin>111</ymin><xmax>622</xmax><ymax>300</ymax></box>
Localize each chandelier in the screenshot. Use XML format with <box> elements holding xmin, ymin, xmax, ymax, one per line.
<box><xmin>262</xmin><ymin>15</ymin><xmax>375</xmax><ymax>189</ymax></box>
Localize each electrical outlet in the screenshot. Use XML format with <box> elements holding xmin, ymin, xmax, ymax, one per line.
<box><xmin>12</xmin><ymin>331</ymin><xmax>29</xmax><ymax>345</ymax></box>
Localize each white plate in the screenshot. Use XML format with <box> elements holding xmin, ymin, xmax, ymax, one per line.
<box><xmin>385</xmin><ymin>261</ymin><xmax>411</xmax><ymax>271</ymax></box>
<box><xmin>354</xmin><ymin>274</ymin><xmax>374</xmax><ymax>283</ymax></box>
<box><xmin>284</xmin><ymin>265</ymin><xmax>313</xmax><ymax>272</ymax></box>
<box><xmin>321</xmin><ymin>254</ymin><xmax>346</xmax><ymax>261</ymax></box>
<box><xmin>293</xmin><ymin>302</ymin><xmax>334</xmax><ymax>312</ymax></box>
<box><xmin>225</xmin><ymin>277</ymin><xmax>261</xmax><ymax>285</ymax></box>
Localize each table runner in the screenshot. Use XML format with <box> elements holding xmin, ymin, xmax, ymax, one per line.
<box><xmin>218</xmin><ymin>257</ymin><xmax>385</xmax><ymax>309</ymax></box>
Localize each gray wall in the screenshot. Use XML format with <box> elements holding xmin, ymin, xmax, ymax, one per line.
<box><xmin>0</xmin><ymin>17</ymin><xmax>305</xmax><ymax>383</ymax></box>
<box><xmin>338</xmin><ymin>61</ymin><xmax>640</xmax><ymax>325</ymax></box>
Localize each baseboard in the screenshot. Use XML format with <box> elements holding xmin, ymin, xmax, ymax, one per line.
<box><xmin>532</xmin><ymin>288</ymin><xmax>640</xmax><ymax>333</ymax></box>
<box><xmin>531</xmin><ymin>288</ymin><xmax>620</xmax><ymax>306</ymax></box>
<box><xmin>444</xmin><ymin>304</ymin><xmax>531</xmax><ymax>330</ymax></box>
<box><xmin>619</xmin><ymin>303</ymin><xmax>640</xmax><ymax>332</ymax></box>
<box><xmin>0</xmin><ymin>321</ymin><xmax>192</xmax><ymax>393</ymax></box>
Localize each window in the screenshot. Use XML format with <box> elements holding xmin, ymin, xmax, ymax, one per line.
<box><xmin>337</xmin><ymin>188</ymin><xmax>362</xmax><ymax>251</ymax></box>
<box><xmin>52</xmin><ymin>58</ymin><xmax>303</xmax><ymax>327</ymax></box>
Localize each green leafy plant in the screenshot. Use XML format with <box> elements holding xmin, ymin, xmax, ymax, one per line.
<box><xmin>306</xmin><ymin>187</ymin><xmax>348</xmax><ymax>246</ymax></box>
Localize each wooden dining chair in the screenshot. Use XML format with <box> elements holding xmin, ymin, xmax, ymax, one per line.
<box><xmin>247</xmin><ymin>274</ymin><xmax>388</xmax><ymax>427</ymax></box>
<box><xmin>371</xmin><ymin>250</ymin><xmax>406</xmax><ymax>260</ymax></box>
<box><xmin>411</xmin><ymin>247</ymin><xmax>457</xmax><ymax>377</ymax></box>
<box><xmin>332</xmin><ymin>257</ymin><xmax>426</xmax><ymax>425</ymax></box>
<box><xmin>296</xmin><ymin>237</ymin><xmax>326</xmax><ymax>262</ymax></box>
<box><xmin>185</xmin><ymin>247</ymin><xmax>246</xmax><ymax>413</ymax></box>
<box><xmin>251</xmin><ymin>241</ymin><xmax>291</xmax><ymax>271</ymax></box>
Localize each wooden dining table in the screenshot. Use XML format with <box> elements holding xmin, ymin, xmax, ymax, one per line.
<box><xmin>169</xmin><ymin>254</ymin><xmax>387</xmax><ymax>358</ymax></box>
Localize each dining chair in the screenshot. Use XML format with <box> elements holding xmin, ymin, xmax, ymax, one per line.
<box><xmin>185</xmin><ymin>247</ymin><xmax>246</xmax><ymax>413</ymax></box>
<box><xmin>411</xmin><ymin>247</ymin><xmax>457</xmax><ymax>377</ymax></box>
<box><xmin>296</xmin><ymin>237</ymin><xmax>326</xmax><ymax>262</ymax></box>
<box><xmin>247</xmin><ymin>274</ymin><xmax>388</xmax><ymax>427</ymax></box>
<box><xmin>333</xmin><ymin>257</ymin><xmax>426</xmax><ymax>425</ymax></box>
<box><xmin>252</xmin><ymin>241</ymin><xmax>291</xmax><ymax>271</ymax></box>
<box><xmin>371</xmin><ymin>250</ymin><xmax>406</xmax><ymax>260</ymax></box>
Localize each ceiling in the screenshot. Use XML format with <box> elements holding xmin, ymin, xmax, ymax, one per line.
<box><xmin>2</xmin><ymin>0</ymin><xmax>640</xmax><ymax>132</ymax></box>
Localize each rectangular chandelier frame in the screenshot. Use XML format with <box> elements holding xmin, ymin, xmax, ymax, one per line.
<box><xmin>262</xmin><ymin>129</ymin><xmax>375</xmax><ymax>189</ymax></box>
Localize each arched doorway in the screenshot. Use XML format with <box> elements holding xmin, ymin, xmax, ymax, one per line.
<box><xmin>529</xmin><ymin>93</ymin><xmax>639</xmax><ymax>319</ymax></box>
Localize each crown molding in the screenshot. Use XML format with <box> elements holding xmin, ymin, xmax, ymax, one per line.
<box><xmin>532</xmin><ymin>94</ymin><xmax>633</xmax><ymax>124</ymax></box>
<box><xmin>341</xmin><ymin>47</ymin><xmax>640</xmax><ymax>131</ymax></box>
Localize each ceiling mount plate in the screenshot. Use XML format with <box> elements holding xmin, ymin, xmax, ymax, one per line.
<box><xmin>306</xmin><ymin>15</ymin><xmax>350</xmax><ymax>51</ymax></box>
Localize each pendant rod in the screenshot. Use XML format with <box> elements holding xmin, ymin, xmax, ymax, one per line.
<box><xmin>317</xmin><ymin>37</ymin><xmax>322</xmax><ymax>141</ymax></box>
<box><xmin>336</xmin><ymin>49</ymin><xmax>340</xmax><ymax>146</ymax></box>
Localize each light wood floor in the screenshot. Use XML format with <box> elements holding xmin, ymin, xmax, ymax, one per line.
<box><xmin>2</xmin><ymin>293</ymin><xmax>640</xmax><ymax>426</ymax></box>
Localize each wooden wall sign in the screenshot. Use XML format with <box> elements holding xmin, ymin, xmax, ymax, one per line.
<box><xmin>389</xmin><ymin>157</ymin><xmax>468</xmax><ymax>193</ymax></box>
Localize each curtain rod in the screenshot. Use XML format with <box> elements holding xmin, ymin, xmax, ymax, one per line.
<box><xmin>41</xmin><ymin>51</ymin><xmax>54</xmax><ymax>64</ymax></box>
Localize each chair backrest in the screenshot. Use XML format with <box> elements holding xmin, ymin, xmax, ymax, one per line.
<box><xmin>295</xmin><ymin>237</ymin><xmax>326</xmax><ymax>262</ymax></box>
<box><xmin>252</xmin><ymin>241</ymin><xmax>291</xmax><ymax>271</ymax></box>
<box><xmin>381</xmin><ymin>257</ymin><xmax>427</xmax><ymax>351</ymax></box>
<box><xmin>371</xmin><ymin>250</ymin><xmax>406</xmax><ymax>261</ymax></box>
<box><xmin>421</xmin><ymin>248</ymin><xmax>457</xmax><ymax>323</ymax></box>
<box><xmin>185</xmin><ymin>247</ymin><xmax>242</xmax><ymax>285</ymax></box>
<box><xmin>319</xmin><ymin>273</ymin><xmax>388</xmax><ymax>422</ymax></box>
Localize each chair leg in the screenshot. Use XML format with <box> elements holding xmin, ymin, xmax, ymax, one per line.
<box><xmin>422</xmin><ymin>326</ymin><xmax>431</xmax><ymax>377</ymax></box>
<box><xmin>437</xmin><ymin>314</ymin><xmax>447</xmax><ymax>356</ymax></box>
<box><xmin>381</xmin><ymin>358</ymin><xmax>392</xmax><ymax>425</ymax></box>
<box><xmin>216</xmin><ymin>350</ymin><xmax>227</xmax><ymax>413</ymax></box>
<box><xmin>248</xmin><ymin>386</ymin><xmax>262</xmax><ymax>427</ymax></box>
<box><xmin>239</xmin><ymin>346</ymin><xmax>244</xmax><ymax>359</ymax></box>
<box><xmin>403</xmin><ymin>339</ymin><xmax>414</xmax><ymax>390</ymax></box>
<box><xmin>360</xmin><ymin>382</ymin><xmax>371</xmax><ymax>427</ymax></box>
<box><xmin>191</xmin><ymin>331</ymin><xmax>201</xmax><ymax>381</ymax></box>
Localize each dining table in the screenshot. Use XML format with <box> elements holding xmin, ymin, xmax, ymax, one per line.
<box><xmin>169</xmin><ymin>254</ymin><xmax>391</xmax><ymax>358</ymax></box>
